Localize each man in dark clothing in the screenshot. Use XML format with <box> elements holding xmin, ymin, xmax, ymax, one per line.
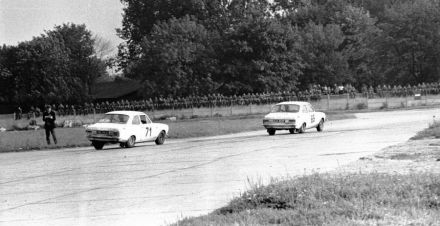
<box><xmin>43</xmin><ymin>105</ymin><xmax>57</xmax><ymax>145</ymax></box>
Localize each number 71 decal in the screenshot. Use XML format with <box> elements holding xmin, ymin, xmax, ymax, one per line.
<box><xmin>311</xmin><ymin>115</ymin><xmax>315</xmax><ymax>123</ymax></box>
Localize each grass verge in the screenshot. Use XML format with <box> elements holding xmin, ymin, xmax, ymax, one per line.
<box><xmin>174</xmin><ymin>173</ymin><xmax>440</xmax><ymax>226</ymax></box>
<box><xmin>0</xmin><ymin>112</ymin><xmax>354</xmax><ymax>152</ymax></box>
<box><xmin>411</xmin><ymin>120</ymin><xmax>440</xmax><ymax>140</ymax></box>
<box><xmin>174</xmin><ymin>121</ymin><xmax>440</xmax><ymax>226</ymax></box>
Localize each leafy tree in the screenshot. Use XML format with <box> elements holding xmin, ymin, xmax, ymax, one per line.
<box><xmin>117</xmin><ymin>0</ymin><xmax>231</xmax><ymax>69</ymax></box>
<box><xmin>374</xmin><ymin>0</ymin><xmax>440</xmax><ymax>85</ymax></box>
<box><xmin>0</xmin><ymin>23</ymin><xmax>107</xmax><ymax>107</ymax></box>
<box><xmin>218</xmin><ymin>1</ymin><xmax>303</xmax><ymax>94</ymax></box>
<box><xmin>298</xmin><ymin>23</ymin><xmax>348</xmax><ymax>87</ymax></box>
<box><xmin>130</xmin><ymin>16</ymin><xmax>218</xmax><ymax>97</ymax></box>
<box><xmin>46</xmin><ymin>23</ymin><xmax>107</xmax><ymax>96</ymax></box>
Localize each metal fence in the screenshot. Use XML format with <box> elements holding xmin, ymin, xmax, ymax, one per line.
<box><xmin>146</xmin><ymin>93</ymin><xmax>439</xmax><ymax>119</ymax></box>
<box><xmin>2</xmin><ymin>92</ymin><xmax>439</xmax><ymax>122</ymax></box>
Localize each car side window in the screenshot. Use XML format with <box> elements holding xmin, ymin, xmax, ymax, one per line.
<box><xmin>132</xmin><ymin>115</ymin><xmax>141</xmax><ymax>125</ymax></box>
<box><xmin>145</xmin><ymin>115</ymin><xmax>152</xmax><ymax>124</ymax></box>
<box><xmin>140</xmin><ymin>115</ymin><xmax>147</xmax><ymax>124</ymax></box>
<box><xmin>302</xmin><ymin>105</ymin><xmax>308</xmax><ymax>113</ymax></box>
<box><xmin>308</xmin><ymin>105</ymin><xmax>315</xmax><ymax>112</ymax></box>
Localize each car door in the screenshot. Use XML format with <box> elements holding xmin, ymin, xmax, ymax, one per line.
<box><xmin>131</xmin><ymin>115</ymin><xmax>147</xmax><ymax>142</ymax></box>
<box><xmin>307</xmin><ymin>104</ymin><xmax>317</xmax><ymax>127</ymax></box>
<box><xmin>140</xmin><ymin>114</ymin><xmax>154</xmax><ymax>141</ymax></box>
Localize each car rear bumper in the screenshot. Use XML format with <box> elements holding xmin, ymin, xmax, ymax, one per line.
<box><xmin>263</xmin><ymin>123</ymin><xmax>296</xmax><ymax>129</ymax></box>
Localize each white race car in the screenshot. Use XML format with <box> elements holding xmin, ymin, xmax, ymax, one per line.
<box><xmin>86</xmin><ymin>111</ymin><xmax>169</xmax><ymax>150</ymax></box>
<box><xmin>263</xmin><ymin>101</ymin><xmax>326</xmax><ymax>135</ymax></box>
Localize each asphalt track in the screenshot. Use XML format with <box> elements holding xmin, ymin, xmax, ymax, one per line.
<box><xmin>0</xmin><ymin>108</ymin><xmax>437</xmax><ymax>226</ymax></box>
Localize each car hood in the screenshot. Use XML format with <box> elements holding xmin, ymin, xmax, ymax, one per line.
<box><xmin>86</xmin><ymin>123</ymin><xmax>126</xmax><ymax>130</ymax></box>
<box><xmin>264</xmin><ymin>112</ymin><xmax>298</xmax><ymax>120</ymax></box>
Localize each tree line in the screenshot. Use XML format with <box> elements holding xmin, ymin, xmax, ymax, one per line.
<box><xmin>0</xmin><ymin>24</ymin><xmax>108</xmax><ymax>108</ymax></box>
<box><xmin>1</xmin><ymin>0</ymin><xmax>440</xmax><ymax>110</ymax></box>
<box><xmin>117</xmin><ymin>0</ymin><xmax>440</xmax><ymax>97</ymax></box>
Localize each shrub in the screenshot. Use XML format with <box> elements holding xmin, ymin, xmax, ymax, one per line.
<box><xmin>12</xmin><ymin>123</ymin><xmax>29</xmax><ymax>131</ymax></box>
<box><xmin>29</xmin><ymin>119</ymin><xmax>37</xmax><ymax>126</ymax></box>
<box><xmin>213</xmin><ymin>113</ymin><xmax>223</xmax><ymax>117</ymax></box>
<box><xmin>355</xmin><ymin>102</ymin><xmax>367</xmax><ymax>110</ymax></box>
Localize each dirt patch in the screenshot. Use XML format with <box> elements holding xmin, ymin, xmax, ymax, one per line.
<box><xmin>337</xmin><ymin>139</ymin><xmax>440</xmax><ymax>174</ymax></box>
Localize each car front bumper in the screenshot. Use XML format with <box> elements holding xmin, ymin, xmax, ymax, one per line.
<box><xmin>87</xmin><ymin>135</ymin><xmax>122</xmax><ymax>143</ymax></box>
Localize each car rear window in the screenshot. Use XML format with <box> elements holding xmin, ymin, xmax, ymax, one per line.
<box><xmin>98</xmin><ymin>114</ymin><xmax>129</xmax><ymax>124</ymax></box>
<box><xmin>271</xmin><ymin>104</ymin><xmax>300</xmax><ymax>113</ymax></box>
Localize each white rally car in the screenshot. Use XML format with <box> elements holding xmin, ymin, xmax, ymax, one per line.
<box><xmin>86</xmin><ymin>111</ymin><xmax>169</xmax><ymax>150</ymax></box>
<box><xmin>263</xmin><ymin>101</ymin><xmax>326</xmax><ymax>135</ymax></box>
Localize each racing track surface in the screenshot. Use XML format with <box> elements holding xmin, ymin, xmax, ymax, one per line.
<box><xmin>0</xmin><ymin>108</ymin><xmax>437</xmax><ymax>226</ymax></box>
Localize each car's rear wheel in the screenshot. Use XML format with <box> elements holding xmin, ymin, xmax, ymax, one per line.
<box><xmin>298</xmin><ymin>123</ymin><xmax>306</xmax><ymax>133</ymax></box>
<box><xmin>267</xmin><ymin>129</ymin><xmax>276</xmax><ymax>136</ymax></box>
<box><xmin>289</xmin><ymin>129</ymin><xmax>296</xmax><ymax>134</ymax></box>
<box><xmin>317</xmin><ymin>119</ymin><xmax>324</xmax><ymax>132</ymax></box>
<box><xmin>92</xmin><ymin>141</ymin><xmax>105</xmax><ymax>150</ymax></box>
<box><xmin>125</xmin><ymin>136</ymin><xmax>136</xmax><ymax>148</ymax></box>
<box><xmin>119</xmin><ymin>143</ymin><xmax>126</xmax><ymax>148</ymax></box>
<box><xmin>155</xmin><ymin>131</ymin><xmax>166</xmax><ymax>145</ymax></box>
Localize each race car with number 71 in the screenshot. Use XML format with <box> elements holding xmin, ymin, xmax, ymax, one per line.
<box><xmin>86</xmin><ymin>111</ymin><xmax>169</xmax><ymax>150</ymax></box>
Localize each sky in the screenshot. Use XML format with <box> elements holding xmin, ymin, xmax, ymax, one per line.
<box><xmin>0</xmin><ymin>0</ymin><xmax>124</xmax><ymax>54</ymax></box>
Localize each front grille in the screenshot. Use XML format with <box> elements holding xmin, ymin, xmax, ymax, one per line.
<box><xmin>97</xmin><ymin>131</ymin><xmax>109</xmax><ymax>135</ymax></box>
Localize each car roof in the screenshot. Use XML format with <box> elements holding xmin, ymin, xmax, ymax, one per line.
<box><xmin>275</xmin><ymin>101</ymin><xmax>310</xmax><ymax>106</ymax></box>
<box><xmin>105</xmin><ymin>111</ymin><xmax>146</xmax><ymax>116</ymax></box>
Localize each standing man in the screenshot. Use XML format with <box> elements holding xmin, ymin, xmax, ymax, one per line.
<box><xmin>43</xmin><ymin>105</ymin><xmax>57</xmax><ymax>145</ymax></box>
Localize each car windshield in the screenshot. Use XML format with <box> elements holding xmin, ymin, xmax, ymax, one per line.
<box><xmin>271</xmin><ymin>104</ymin><xmax>300</xmax><ymax>113</ymax></box>
<box><xmin>98</xmin><ymin>114</ymin><xmax>129</xmax><ymax>124</ymax></box>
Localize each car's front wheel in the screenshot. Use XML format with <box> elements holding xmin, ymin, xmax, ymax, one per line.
<box><xmin>92</xmin><ymin>141</ymin><xmax>105</xmax><ymax>150</ymax></box>
<box><xmin>317</xmin><ymin>119</ymin><xmax>324</xmax><ymax>132</ymax></box>
<box><xmin>155</xmin><ymin>131</ymin><xmax>166</xmax><ymax>145</ymax></box>
<box><xmin>267</xmin><ymin>129</ymin><xmax>276</xmax><ymax>136</ymax></box>
<box><xmin>289</xmin><ymin>129</ymin><xmax>295</xmax><ymax>134</ymax></box>
<box><xmin>125</xmin><ymin>136</ymin><xmax>136</xmax><ymax>148</ymax></box>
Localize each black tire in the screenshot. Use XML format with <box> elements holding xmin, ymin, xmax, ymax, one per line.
<box><xmin>289</xmin><ymin>129</ymin><xmax>296</xmax><ymax>134</ymax></box>
<box><xmin>125</xmin><ymin>136</ymin><xmax>136</xmax><ymax>148</ymax></box>
<box><xmin>298</xmin><ymin>123</ymin><xmax>306</xmax><ymax>133</ymax></box>
<box><xmin>267</xmin><ymin>129</ymin><xmax>276</xmax><ymax>136</ymax></box>
<box><xmin>119</xmin><ymin>143</ymin><xmax>126</xmax><ymax>148</ymax></box>
<box><xmin>317</xmin><ymin>119</ymin><xmax>324</xmax><ymax>132</ymax></box>
<box><xmin>92</xmin><ymin>141</ymin><xmax>104</xmax><ymax>150</ymax></box>
<box><xmin>155</xmin><ymin>131</ymin><xmax>166</xmax><ymax>145</ymax></box>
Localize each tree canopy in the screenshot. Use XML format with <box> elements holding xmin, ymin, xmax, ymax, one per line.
<box><xmin>0</xmin><ymin>23</ymin><xmax>107</xmax><ymax>107</ymax></box>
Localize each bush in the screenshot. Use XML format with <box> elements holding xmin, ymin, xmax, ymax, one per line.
<box><xmin>29</xmin><ymin>119</ymin><xmax>37</xmax><ymax>126</ymax></box>
<box><xmin>355</xmin><ymin>102</ymin><xmax>367</xmax><ymax>110</ymax></box>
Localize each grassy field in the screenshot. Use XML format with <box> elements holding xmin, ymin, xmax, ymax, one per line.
<box><xmin>411</xmin><ymin>121</ymin><xmax>440</xmax><ymax>140</ymax></box>
<box><xmin>173</xmin><ymin>120</ymin><xmax>440</xmax><ymax>226</ymax></box>
<box><xmin>0</xmin><ymin>112</ymin><xmax>354</xmax><ymax>153</ymax></box>
<box><xmin>174</xmin><ymin>172</ymin><xmax>440</xmax><ymax>226</ymax></box>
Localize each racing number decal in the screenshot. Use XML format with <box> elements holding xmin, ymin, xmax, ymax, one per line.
<box><xmin>311</xmin><ymin>114</ymin><xmax>315</xmax><ymax>124</ymax></box>
<box><xmin>146</xmin><ymin>127</ymin><xmax>152</xmax><ymax>137</ymax></box>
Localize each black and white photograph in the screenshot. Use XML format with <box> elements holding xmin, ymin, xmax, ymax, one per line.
<box><xmin>1</xmin><ymin>0</ymin><xmax>440</xmax><ymax>225</ymax></box>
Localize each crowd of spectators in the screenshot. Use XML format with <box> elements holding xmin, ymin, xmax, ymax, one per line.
<box><xmin>14</xmin><ymin>82</ymin><xmax>440</xmax><ymax>119</ymax></box>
